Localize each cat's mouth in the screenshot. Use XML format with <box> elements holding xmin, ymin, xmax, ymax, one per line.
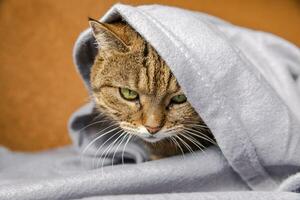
<box><xmin>134</xmin><ymin>131</ymin><xmax>172</xmax><ymax>143</ymax></box>
<box><xmin>142</xmin><ymin>135</ymin><xmax>162</xmax><ymax>143</ymax></box>
<box><xmin>120</xmin><ymin>123</ymin><xmax>175</xmax><ymax>143</ymax></box>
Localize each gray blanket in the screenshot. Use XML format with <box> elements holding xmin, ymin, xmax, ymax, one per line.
<box><xmin>1</xmin><ymin>3</ymin><xmax>300</xmax><ymax>200</ymax></box>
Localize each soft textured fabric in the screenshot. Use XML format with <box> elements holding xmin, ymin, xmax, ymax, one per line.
<box><xmin>1</xmin><ymin>3</ymin><xmax>300</xmax><ymax>200</ymax></box>
<box><xmin>82</xmin><ymin>192</ymin><xmax>300</xmax><ymax>200</ymax></box>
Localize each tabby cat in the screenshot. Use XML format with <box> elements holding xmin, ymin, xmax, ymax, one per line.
<box><xmin>88</xmin><ymin>19</ymin><xmax>215</xmax><ymax>159</ymax></box>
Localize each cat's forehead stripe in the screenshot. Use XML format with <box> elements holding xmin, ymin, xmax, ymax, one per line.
<box><xmin>91</xmin><ymin>21</ymin><xmax>180</xmax><ymax>96</ymax></box>
<box><xmin>136</xmin><ymin>43</ymin><xmax>178</xmax><ymax>96</ymax></box>
<box><xmin>142</xmin><ymin>41</ymin><xmax>149</xmax><ymax>67</ymax></box>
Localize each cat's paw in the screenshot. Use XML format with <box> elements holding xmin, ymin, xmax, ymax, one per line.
<box><xmin>150</xmin><ymin>154</ymin><xmax>163</xmax><ymax>161</ymax></box>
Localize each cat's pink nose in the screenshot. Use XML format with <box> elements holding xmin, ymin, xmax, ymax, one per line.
<box><xmin>145</xmin><ymin>125</ymin><xmax>161</xmax><ymax>135</ymax></box>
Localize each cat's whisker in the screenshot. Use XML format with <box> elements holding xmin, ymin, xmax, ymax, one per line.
<box><xmin>184</xmin><ymin>128</ymin><xmax>216</xmax><ymax>145</ymax></box>
<box><xmin>122</xmin><ymin>127</ymin><xmax>138</xmax><ymax>132</ymax></box>
<box><xmin>174</xmin><ymin>135</ymin><xmax>194</xmax><ymax>156</ymax></box>
<box><xmin>163</xmin><ymin>126</ymin><xmax>184</xmax><ymax>134</ymax></box>
<box><xmin>120</xmin><ymin>136</ymin><xmax>127</xmax><ymax>166</ymax></box>
<box><xmin>185</xmin><ymin>124</ymin><xmax>209</xmax><ymax>130</ymax></box>
<box><xmin>183</xmin><ymin>122</ymin><xmax>209</xmax><ymax>129</ymax></box>
<box><xmin>170</xmin><ymin>136</ymin><xmax>185</xmax><ymax>159</ymax></box>
<box><xmin>183</xmin><ymin>128</ymin><xmax>217</xmax><ymax>145</ymax></box>
<box><xmin>167</xmin><ymin>137</ymin><xmax>178</xmax><ymax>155</ymax></box>
<box><xmin>111</xmin><ymin>131</ymin><xmax>128</xmax><ymax>167</ymax></box>
<box><xmin>91</xmin><ymin>129</ymin><xmax>122</xmax><ymax>168</ymax></box>
<box><xmin>78</xmin><ymin>119</ymin><xmax>115</xmax><ymax>134</ymax></box>
<box><xmin>179</xmin><ymin>132</ymin><xmax>205</xmax><ymax>153</ymax></box>
<box><xmin>182</xmin><ymin>132</ymin><xmax>209</xmax><ymax>156</ymax></box>
<box><xmin>185</xmin><ymin>131</ymin><xmax>216</xmax><ymax>146</ymax></box>
<box><xmin>99</xmin><ymin>131</ymin><xmax>126</xmax><ymax>171</ymax></box>
<box><xmin>184</xmin><ymin>133</ymin><xmax>208</xmax><ymax>156</ymax></box>
<box><xmin>80</xmin><ymin>124</ymin><xmax>120</xmax><ymax>163</ymax></box>
<box><xmin>183</xmin><ymin>119</ymin><xmax>208</xmax><ymax>125</ymax></box>
<box><xmin>183</xmin><ymin>126</ymin><xmax>210</xmax><ymax>135</ymax></box>
<box><xmin>183</xmin><ymin>126</ymin><xmax>209</xmax><ymax>135</ymax></box>
<box><xmin>122</xmin><ymin>134</ymin><xmax>133</xmax><ymax>166</ymax></box>
<box><xmin>96</xmin><ymin>130</ymin><xmax>124</xmax><ymax>169</ymax></box>
<box><xmin>92</xmin><ymin>118</ymin><xmax>112</xmax><ymax>124</ymax></box>
<box><xmin>92</xmin><ymin>112</ymin><xmax>108</xmax><ymax>121</ymax></box>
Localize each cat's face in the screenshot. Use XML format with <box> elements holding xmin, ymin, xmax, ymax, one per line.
<box><xmin>89</xmin><ymin>20</ymin><xmax>209</xmax><ymax>145</ymax></box>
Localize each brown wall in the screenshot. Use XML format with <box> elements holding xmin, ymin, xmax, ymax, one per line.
<box><xmin>0</xmin><ymin>0</ymin><xmax>299</xmax><ymax>151</ymax></box>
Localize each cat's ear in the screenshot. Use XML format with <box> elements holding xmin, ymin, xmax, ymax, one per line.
<box><xmin>89</xmin><ymin>18</ymin><xmax>129</xmax><ymax>53</ymax></box>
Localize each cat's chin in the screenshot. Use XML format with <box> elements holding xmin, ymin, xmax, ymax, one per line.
<box><xmin>141</xmin><ymin>136</ymin><xmax>162</xmax><ymax>143</ymax></box>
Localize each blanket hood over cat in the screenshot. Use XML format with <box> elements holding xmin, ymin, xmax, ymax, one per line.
<box><xmin>70</xmin><ymin>3</ymin><xmax>300</xmax><ymax>192</ymax></box>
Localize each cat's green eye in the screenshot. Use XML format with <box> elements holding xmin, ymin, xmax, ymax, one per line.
<box><xmin>119</xmin><ymin>88</ymin><xmax>139</xmax><ymax>101</ymax></box>
<box><xmin>171</xmin><ymin>94</ymin><xmax>187</xmax><ymax>104</ymax></box>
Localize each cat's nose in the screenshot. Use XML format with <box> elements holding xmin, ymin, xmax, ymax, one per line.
<box><xmin>145</xmin><ymin>125</ymin><xmax>161</xmax><ymax>135</ymax></box>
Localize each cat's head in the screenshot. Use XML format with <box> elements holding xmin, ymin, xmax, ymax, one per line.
<box><xmin>89</xmin><ymin>19</ymin><xmax>211</xmax><ymax>144</ymax></box>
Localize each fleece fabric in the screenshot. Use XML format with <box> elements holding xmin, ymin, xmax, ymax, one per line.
<box><xmin>0</xmin><ymin>3</ymin><xmax>300</xmax><ymax>200</ymax></box>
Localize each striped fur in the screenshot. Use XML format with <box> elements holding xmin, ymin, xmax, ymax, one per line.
<box><xmin>89</xmin><ymin>20</ymin><xmax>214</xmax><ymax>159</ymax></box>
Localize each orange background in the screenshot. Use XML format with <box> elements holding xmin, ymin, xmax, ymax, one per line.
<box><xmin>0</xmin><ymin>0</ymin><xmax>299</xmax><ymax>151</ymax></box>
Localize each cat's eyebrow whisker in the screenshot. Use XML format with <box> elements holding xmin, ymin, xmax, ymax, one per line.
<box><xmin>179</xmin><ymin>132</ymin><xmax>205</xmax><ymax>153</ymax></box>
<box><xmin>80</xmin><ymin>125</ymin><xmax>120</xmax><ymax>162</ymax></box>
<box><xmin>122</xmin><ymin>134</ymin><xmax>133</xmax><ymax>165</ymax></box>
<box><xmin>183</xmin><ymin>128</ymin><xmax>217</xmax><ymax>145</ymax></box>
